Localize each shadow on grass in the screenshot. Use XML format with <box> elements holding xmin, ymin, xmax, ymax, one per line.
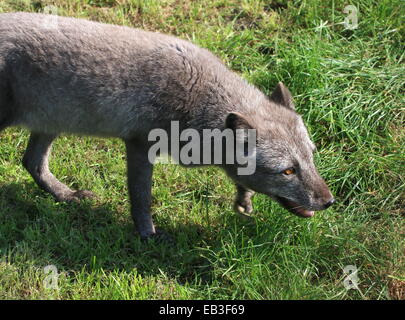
<box><xmin>0</xmin><ymin>183</ymin><xmax>253</xmax><ymax>285</ymax></box>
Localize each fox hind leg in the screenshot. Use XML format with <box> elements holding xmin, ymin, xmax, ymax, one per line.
<box><xmin>22</xmin><ymin>132</ymin><xmax>95</xmax><ymax>202</ymax></box>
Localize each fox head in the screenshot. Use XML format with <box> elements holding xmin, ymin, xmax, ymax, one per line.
<box><xmin>225</xmin><ymin>82</ymin><xmax>335</xmax><ymax>217</ymax></box>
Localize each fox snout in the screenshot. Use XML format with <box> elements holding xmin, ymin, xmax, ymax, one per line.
<box><xmin>312</xmin><ymin>176</ymin><xmax>335</xmax><ymax>211</ymax></box>
<box><xmin>273</xmin><ymin>176</ymin><xmax>335</xmax><ymax>218</ymax></box>
<box><xmin>323</xmin><ymin>198</ymin><xmax>336</xmax><ymax>209</ymax></box>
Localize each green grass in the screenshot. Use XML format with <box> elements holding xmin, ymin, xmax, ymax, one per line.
<box><xmin>0</xmin><ymin>0</ymin><xmax>404</xmax><ymax>299</ymax></box>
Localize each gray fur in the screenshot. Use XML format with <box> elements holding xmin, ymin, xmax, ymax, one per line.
<box><xmin>0</xmin><ymin>13</ymin><xmax>334</xmax><ymax>239</ymax></box>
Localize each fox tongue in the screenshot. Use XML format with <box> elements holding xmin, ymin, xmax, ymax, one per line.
<box><xmin>289</xmin><ymin>202</ymin><xmax>314</xmax><ymax>217</ymax></box>
<box><xmin>275</xmin><ymin>196</ymin><xmax>314</xmax><ymax>218</ymax></box>
<box><xmin>298</xmin><ymin>209</ymin><xmax>314</xmax><ymax>217</ymax></box>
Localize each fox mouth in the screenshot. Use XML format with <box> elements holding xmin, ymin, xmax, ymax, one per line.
<box><xmin>274</xmin><ymin>196</ymin><xmax>315</xmax><ymax>218</ymax></box>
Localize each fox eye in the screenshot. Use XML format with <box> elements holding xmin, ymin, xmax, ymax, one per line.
<box><xmin>283</xmin><ymin>168</ymin><xmax>295</xmax><ymax>175</ymax></box>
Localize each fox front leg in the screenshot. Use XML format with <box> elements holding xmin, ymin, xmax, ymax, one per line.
<box><xmin>234</xmin><ymin>184</ymin><xmax>255</xmax><ymax>216</ymax></box>
<box><xmin>125</xmin><ymin>139</ymin><xmax>174</xmax><ymax>243</ymax></box>
<box><xmin>125</xmin><ymin>139</ymin><xmax>156</xmax><ymax>239</ymax></box>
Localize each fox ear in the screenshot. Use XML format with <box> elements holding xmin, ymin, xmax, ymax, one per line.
<box><xmin>225</xmin><ymin>112</ymin><xmax>254</xmax><ymax>130</ymax></box>
<box><xmin>270</xmin><ymin>82</ymin><xmax>295</xmax><ymax>110</ymax></box>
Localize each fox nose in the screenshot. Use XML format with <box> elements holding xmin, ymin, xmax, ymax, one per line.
<box><xmin>323</xmin><ymin>198</ymin><xmax>336</xmax><ymax>209</ymax></box>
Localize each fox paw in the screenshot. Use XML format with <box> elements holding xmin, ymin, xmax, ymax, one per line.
<box><xmin>234</xmin><ymin>200</ymin><xmax>256</xmax><ymax>223</ymax></box>
<box><xmin>140</xmin><ymin>228</ymin><xmax>176</xmax><ymax>246</ymax></box>
<box><xmin>234</xmin><ymin>200</ymin><xmax>253</xmax><ymax>215</ymax></box>
<box><xmin>56</xmin><ymin>190</ymin><xmax>96</xmax><ymax>203</ymax></box>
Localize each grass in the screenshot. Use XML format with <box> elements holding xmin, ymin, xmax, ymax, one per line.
<box><xmin>0</xmin><ymin>0</ymin><xmax>404</xmax><ymax>299</ymax></box>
